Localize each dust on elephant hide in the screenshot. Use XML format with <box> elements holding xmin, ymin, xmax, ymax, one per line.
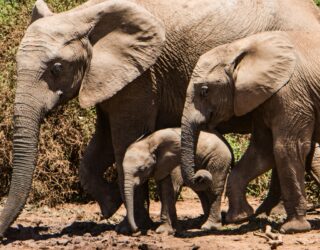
<box><xmin>122</xmin><ymin>128</ymin><xmax>232</xmax><ymax>234</ymax></box>
<box><xmin>1</xmin><ymin>0</ymin><xmax>320</xmax><ymax>237</ymax></box>
<box><xmin>180</xmin><ymin>31</ymin><xmax>320</xmax><ymax>234</ymax></box>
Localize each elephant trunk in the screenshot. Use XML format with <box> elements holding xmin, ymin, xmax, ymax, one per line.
<box><xmin>181</xmin><ymin>112</ymin><xmax>212</xmax><ymax>192</ymax></box>
<box><xmin>0</xmin><ymin>96</ymin><xmax>43</xmax><ymax>237</ymax></box>
<box><xmin>124</xmin><ymin>178</ymin><xmax>139</xmax><ymax>233</ymax></box>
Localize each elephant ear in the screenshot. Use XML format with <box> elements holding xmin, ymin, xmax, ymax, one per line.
<box><xmin>71</xmin><ymin>0</ymin><xmax>166</xmax><ymax>108</ymax></box>
<box><xmin>31</xmin><ymin>0</ymin><xmax>53</xmax><ymax>23</ymax></box>
<box><xmin>231</xmin><ymin>32</ymin><xmax>296</xmax><ymax>116</ymax></box>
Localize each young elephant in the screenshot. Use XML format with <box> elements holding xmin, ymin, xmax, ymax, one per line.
<box><xmin>122</xmin><ymin>128</ymin><xmax>232</xmax><ymax>234</ymax></box>
<box><xmin>181</xmin><ymin>31</ymin><xmax>320</xmax><ymax>233</ymax></box>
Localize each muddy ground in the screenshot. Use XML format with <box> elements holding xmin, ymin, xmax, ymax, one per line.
<box><xmin>0</xmin><ymin>189</ymin><xmax>319</xmax><ymax>250</ymax></box>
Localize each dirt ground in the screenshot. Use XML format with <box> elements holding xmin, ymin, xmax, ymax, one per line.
<box><xmin>0</xmin><ymin>189</ymin><xmax>319</xmax><ymax>250</ymax></box>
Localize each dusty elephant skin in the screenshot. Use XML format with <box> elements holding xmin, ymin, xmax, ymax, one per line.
<box><xmin>1</xmin><ymin>0</ymin><xmax>320</xmax><ymax>238</ymax></box>
<box><xmin>255</xmin><ymin>143</ymin><xmax>320</xmax><ymax>218</ymax></box>
<box><xmin>122</xmin><ymin>128</ymin><xmax>232</xmax><ymax>234</ymax></box>
<box><xmin>180</xmin><ymin>31</ymin><xmax>320</xmax><ymax>234</ymax></box>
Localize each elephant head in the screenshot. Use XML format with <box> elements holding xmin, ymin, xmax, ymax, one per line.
<box><xmin>181</xmin><ymin>32</ymin><xmax>296</xmax><ymax>188</ymax></box>
<box><xmin>0</xmin><ymin>0</ymin><xmax>165</xmax><ymax>237</ymax></box>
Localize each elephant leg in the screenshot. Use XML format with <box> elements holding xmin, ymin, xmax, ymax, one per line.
<box><xmin>226</xmin><ymin>126</ymin><xmax>274</xmax><ymax>224</ymax></box>
<box><xmin>256</xmin><ymin>142</ymin><xmax>320</xmax><ymax>216</ymax></box>
<box><xmin>308</xmin><ymin>143</ymin><xmax>320</xmax><ymax>184</ymax></box>
<box><xmin>200</xmin><ymin>191</ymin><xmax>223</xmax><ymax>231</ymax></box>
<box><xmin>156</xmin><ymin>175</ymin><xmax>177</xmax><ymax>235</ymax></box>
<box><xmin>273</xmin><ymin>127</ymin><xmax>312</xmax><ymax>234</ymax></box>
<box><xmin>170</xmin><ymin>167</ymin><xmax>184</xmax><ymax>201</ymax></box>
<box><xmin>200</xmin><ymin>162</ymin><xmax>229</xmax><ymax>230</ymax></box>
<box><xmin>159</xmin><ymin>167</ymin><xmax>183</xmax><ymax>225</ymax></box>
<box><xmin>79</xmin><ymin>108</ymin><xmax>122</xmax><ymax>218</ymax></box>
<box><xmin>106</xmin><ymin>78</ymin><xmax>158</xmax><ymax>234</ymax></box>
<box><xmin>255</xmin><ymin>168</ymin><xmax>281</xmax><ymax>216</ymax></box>
<box><xmin>196</xmin><ymin>191</ymin><xmax>210</xmax><ymax>219</ymax></box>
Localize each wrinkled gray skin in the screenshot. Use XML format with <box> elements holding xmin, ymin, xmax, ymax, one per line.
<box><xmin>123</xmin><ymin>128</ymin><xmax>232</xmax><ymax>234</ymax></box>
<box><xmin>255</xmin><ymin>143</ymin><xmax>320</xmax><ymax>217</ymax></box>
<box><xmin>181</xmin><ymin>31</ymin><xmax>320</xmax><ymax>234</ymax></box>
<box><xmin>2</xmin><ymin>0</ymin><xmax>320</xmax><ymax>236</ymax></box>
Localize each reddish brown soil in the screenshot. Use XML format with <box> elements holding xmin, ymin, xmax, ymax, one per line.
<box><xmin>1</xmin><ymin>189</ymin><xmax>319</xmax><ymax>250</ymax></box>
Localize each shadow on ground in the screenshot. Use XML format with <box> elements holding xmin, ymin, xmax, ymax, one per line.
<box><xmin>2</xmin><ymin>221</ymin><xmax>114</xmax><ymax>244</ymax></box>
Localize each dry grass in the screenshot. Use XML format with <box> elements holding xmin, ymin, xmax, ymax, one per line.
<box><xmin>0</xmin><ymin>0</ymin><xmax>96</xmax><ymax>206</ymax></box>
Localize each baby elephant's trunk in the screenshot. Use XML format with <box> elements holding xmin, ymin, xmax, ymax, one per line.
<box><xmin>192</xmin><ymin>169</ymin><xmax>213</xmax><ymax>191</ymax></box>
<box><xmin>124</xmin><ymin>180</ymin><xmax>139</xmax><ymax>233</ymax></box>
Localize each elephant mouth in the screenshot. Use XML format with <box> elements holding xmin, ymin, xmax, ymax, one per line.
<box><xmin>203</xmin><ymin>111</ymin><xmax>215</xmax><ymax>131</ymax></box>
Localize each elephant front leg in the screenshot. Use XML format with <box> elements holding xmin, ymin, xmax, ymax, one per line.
<box><xmin>156</xmin><ymin>175</ymin><xmax>177</xmax><ymax>235</ymax></box>
<box><xmin>273</xmin><ymin>134</ymin><xmax>311</xmax><ymax>234</ymax></box>
<box><xmin>159</xmin><ymin>167</ymin><xmax>183</xmax><ymax>222</ymax></box>
<box><xmin>107</xmin><ymin>81</ymin><xmax>158</xmax><ymax>234</ymax></box>
<box><xmin>200</xmin><ymin>163</ymin><xmax>229</xmax><ymax>230</ymax></box>
<box><xmin>256</xmin><ymin>142</ymin><xmax>320</xmax><ymax>216</ymax></box>
<box><xmin>200</xmin><ymin>191</ymin><xmax>223</xmax><ymax>231</ymax></box>
<box><xmin>79</xmin><ymin>109</ymin><xmax>122</xmax><ymax>219</ymax></box>
<box><xmin>226</xmin><ymin>128</ymin><xmax>274</xmax><ymax>224</ymax></box>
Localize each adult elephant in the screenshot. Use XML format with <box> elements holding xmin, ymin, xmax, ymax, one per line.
<box><xmin>1</xmin><ymin>0</ymin><xmax>320</xmax><ymax>236</ymax></box>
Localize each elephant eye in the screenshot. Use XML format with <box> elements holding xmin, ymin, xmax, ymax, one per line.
<box><xmin>51</xmin><ymin>62</ymin><xmax>63</xmax><ymax>77</ymax></box>
<box><xmin>200</xmin><ymin>85</ymin><xmax>209</xmax><ymax>98</ymax></box>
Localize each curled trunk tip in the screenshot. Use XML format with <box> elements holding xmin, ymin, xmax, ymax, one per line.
<box><xmin>192</xmin><ymin>169</ymin><xmax>213</xmax><ymax>191</ymax></box>
<box><xmin>181</xmin><ymin>115</ymin><xmax>212</xmax><ymax>191</ymax></box>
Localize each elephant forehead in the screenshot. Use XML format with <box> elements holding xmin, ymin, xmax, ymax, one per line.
<box><xmin>124</xmin><ymin>149</ymin><xmax>147</xmax><ymax>163</ymax></box>
<box><xmin>194</xmin><ymin>50</ymin><xmax>226</xmax><ymax>77</ymax></box>
<box><xmin>17</xmin><ymin>40</ymin><xmax>59</xmax><ymax>73</ymax></box>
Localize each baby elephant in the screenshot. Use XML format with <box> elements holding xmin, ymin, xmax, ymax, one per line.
<box><xmin>122</xmin><ymin>128</ymin><xmax>232</xmax><ymax>234</ymax></box>
<box><xmin>181</xmin><ymin>31</ymin><xmax>320</xmax><ymax>233</ymax></box>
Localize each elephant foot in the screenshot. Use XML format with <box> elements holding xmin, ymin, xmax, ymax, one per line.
<box><xmin>255</xmin><ymin>198</ymin><xmax>280</xmax><ymax>216</ymax></box>
<box><xmin>97</xmin><ymin>184</ymin><xmax>122</xmax><ymax>219</ymax></box>
<box><xmin>138</xmin><ymin>215</ymin><xmax>154</xmax><ymax>230</ymax></box>
<box><xmin>100</xmin><ymin>203</ymin><xmax>120</xmax><ymax>219</ymax></box>
<box><xmin>280</xmin><ymin>216</ymin><xmax>311</xmax><ymax>234</ymax></box>
<box><xmin>116</xmin><ymin>214</ymin><xmax>154</xmax><ymax>235</ymax></box>
<box><xmin>115</xmin><ymin>217</ymin><xmax>132</xmax><ymax>235</ymax></box>
<box><xmin>155</xmin><ymin>223</ymin><xmax>175</xmax><ymax>235</ymax></box>
<box><xmin>201</xmin><ymin>220</ymin><xmax>222</xmax><ymax>231</ymax></box>
<box><xmin>226</xmin><ymin>204</ymin><xmax>254</xmax><ymax>224</ymax></box>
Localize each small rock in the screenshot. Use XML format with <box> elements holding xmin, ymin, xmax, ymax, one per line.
<box><xmin>296</xmin><ymin>240</ymin><xmax>305</xmax><ymax>245</ymax></box>
<box><xmin>84</xmin><ymin>232</ymin><xmax>92</xmax><ymax>238</ymax></box>
<box><xmin>33</xmin><ymin>219</ymin><xmax>42</xmax><ymax>226</ymax></box>
<box><xmin>43</xmin><ymin>206</ymin><xmax>51</xmax><ymax>214</ymax></box>
<box><xmin>191</xmin><ymin>244</ymin><xmax>200</xmax><ymax>250</ymax></box>
<box><xmin>118</xmin><ymin>236</ymin><xmax>130</xmax><ymax>244</ymax></box>
<box><xmin>96</xmin><ymin>242</ymin><xmax>105</xmax><ymax>249</ymax></box>
<box><xmin>57</xmin><ymin>239</ymin><xmax>71</xmax><ymax>246</ymax></box>
<box><xmin>73</xmin><ymin>237</ymin><xmax>82</xmax><ymax>244</ymax></box>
